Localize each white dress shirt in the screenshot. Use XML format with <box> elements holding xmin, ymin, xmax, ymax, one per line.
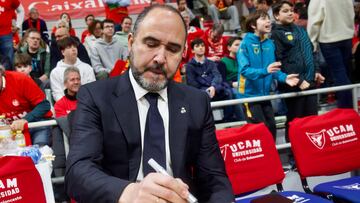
<box><xmin>129</xmin><ymin>69</ymin><xmax>173</xmax><ymax>180</ymax></box>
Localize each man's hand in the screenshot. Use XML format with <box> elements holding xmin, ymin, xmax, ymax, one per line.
<box><xmin>285</xmin><ymin>74</ymin><xmax>299</xmax><ymax>87</ymax></box>
<box><xmin>207</xmin><ymin>56</ymin><xmax>221</xmax><ymax>61</ymax></box>
<box><xmin>267</xmin><ymin>62</ymin><xmax>281</xmax><ymax>73</ymax></box>
<box><xmin>299</xmin><ymin>80</ymin><xmax>310</xmax><ymax>90</ymax></box>
<box><xmin>206</xmin><ymin>86</ymin><xmax>216</xmax><ymax>98</ymax></box>
<box><xmin>10</xmin><ymin>119</ymin><xmax>27</xmax><ymax>131</ymax></box>
<box><xmin>39</xmin><ymin>74</ymin><xmax>48</xmax><ymax>82</ymax></box>
<box><xmin>119</xmin><ymin>173</ymin><xmax>189</xmax><ymax>203</ymax></box>
<box><xmin>315</xmin><ymin>72</ymin><xmax>325</xmax><ymax>86</ymax></box>
<box><xmin>232</xmin><ymin>82</ymin><xmax>238</xmax><ymax>88</ymax></box>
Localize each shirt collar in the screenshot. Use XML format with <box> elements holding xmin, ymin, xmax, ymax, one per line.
<box><xmin>129</xmin><ymin>68</ymin><xmax>168</xmax><ymax>102</ymax></box>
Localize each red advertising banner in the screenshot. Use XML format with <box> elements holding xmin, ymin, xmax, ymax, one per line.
<box><xmin>21</xmin><ymin>0</ymin><xmax>164</xmax><ymax>21</ymax></box>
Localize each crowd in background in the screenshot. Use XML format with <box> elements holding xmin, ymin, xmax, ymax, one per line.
<box><xmin>0</xmin><ymin>0</ymin><xmax>359</xmax><ymax>202</ymax></box>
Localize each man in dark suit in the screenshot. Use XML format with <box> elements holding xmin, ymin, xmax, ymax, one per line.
<box><xmin>65</xmin><ymin>5</ymin><xmax>234</xmax><ymax>203</ymax></box>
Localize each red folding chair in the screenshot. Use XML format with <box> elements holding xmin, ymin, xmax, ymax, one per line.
<box><xmin>216</xmin><ymin>123</ymin><xmax>332</xmax><ymax>203</ymax></box>
<box><xmin>289</xmin><ymin>108</ymin><xmax>360</xmax><ymax>202</ymax></box>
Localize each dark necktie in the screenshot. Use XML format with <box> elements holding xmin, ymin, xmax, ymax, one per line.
<box><xmin>142</xmin><ymin>93</ymin><xmax>166</xmax><ymax>176</ymax></box>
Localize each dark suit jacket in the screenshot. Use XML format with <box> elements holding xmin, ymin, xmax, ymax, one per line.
<box><xmin>65</xmin><ymin>71</ymin><xmax>234</xmax><ymax>203</ymax></box>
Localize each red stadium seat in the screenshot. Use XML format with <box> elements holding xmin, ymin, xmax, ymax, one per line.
<box><xmin>289</xmin><ymin>108</ymin><xmax>360</xmax><ymax>202</ymax></box>
<box><xmin>216</xmin><ymin>123</ymin><xmax>332</xmax><ymax>202</ymax></box>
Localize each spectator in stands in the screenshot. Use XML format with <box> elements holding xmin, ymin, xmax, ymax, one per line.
<box><xmin>50</xmin><ymin>37</ymin><xmax>95</xmax><ymax>102</ymax></box>
<box><xmin>180</xmin><ymin>10</ymin><xmax>204</xmax><ymax>71</ymax></box>
<box><xmin>208</xmin><ymin>0</ymin><xmax>241</xmax><ymax>32</ymax></box>
<box><xmin>177</xmin><ymin>0</ymin><xmax>196</xmax><ymax>21</ymax></box>
<box><xmin>202</xmin><ymin>23</ymin><xmax>227</xmax><ymax>61</ymax></box>
<box><xmin>221</xmin><ymin>36</ymin><xmax>242</xmax><ymax>87</ymax></box>
<box><xmin>84</xmin><ymin>19</ymin><xmax>103</xmax><ymax>55</ymax></box>
<box><xmin>237</xmin><ymin>10</ymin><xmax>299</xmax><ymax>139</ymax></box>
<box><xmin>271</xmin><ymin>0</ymin><xmax>324</xmax><ymax>140</ymax></box>
<box><xmin>65</xmin><ymin>6</ymin><xmax>233</xmax><ymax>202</ymax></box>
<box><xmin>186</xmin><ymin>38</ymin><xmax>237</xmax><ymax>121</ymax></box>
<box><xmin>22</xmin><ymin>8</ymin><xmax>49</xmax><ymax>45</ymax></box>
<box><xmin>308</xmin><ymin>0</ymin><xmax>354</xmax><ymax>108</ymax></box>
<box><xmin>252</xmin><ymin>0</ymin><xmax>274</xmax><ymax>22</ymax></box>
<box><xmin>293</xmin><ymin>1</ymin><xmax>307</xmax><ymax>28</ymax></box>
<box><xmin>14</xmin><ymin>53</ymin><xmax>43</xmax><ymax>87</ymax></box>
<box><xmin>114</xmin><ymin>16</ymin><xmax>132</xmax><ymax>49</ymax></box>
<box><xmin>54</xmin><ymin>67</ymin><xmax>80</xmax><ymax>118</ymax></box>
<box><xmin>18</xmin><ymin>28</ymin><xmax>50</xmax><ymax>88</ymax></box>
<box><xmin>52</xmin><ymin>13</ymin><xmax>76</xmax><ymax>40</ymax></box>
<box><xmin>220</xmin><ymin>36</ymin><xmax>245</xmax><ymax>120</ymax></box>
<box><xmin>50</xmin><ymin>27</ymin><xmax>91</xmax><ymax>70</ymax></box>
<box><xmin>81</xmin><ymin>14</ymin><xmax>95</xmax><ymax>43</ymax></box>
<box><xmin>90</xmin><ymin>19</ymin><xmax>128</xmax><ymax>80</ymax></box>
<box><xmin>12</xmin><ymin>20</ymin><xmax>21</xmax><ymax>53</ymax></box>
<box><xmin>0</xmin><ymin>64</ymin><xmax>52</xmax><ymax>146</ymax></box>
<box><xmin>0</xmin><ymin>0</ymin><xmax>24</xmax><ymax>67</ymax></box>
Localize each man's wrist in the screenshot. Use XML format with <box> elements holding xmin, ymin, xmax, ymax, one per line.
<box><xmin>118</xmin><ymin>183</ymin><xmax>139</xmax><ymax>203</ymax></box>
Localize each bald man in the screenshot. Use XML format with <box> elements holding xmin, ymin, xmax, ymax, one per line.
<box><xmin>65</xmin><ymin>5</ymin><xmax>234</xmax><ymax>203</ymax></box>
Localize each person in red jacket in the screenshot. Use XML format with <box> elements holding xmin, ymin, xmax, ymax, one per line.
<box><xmin>0</xmin><ymin>65</ymin><xmax>52</xmax><ymax>146</ymax></box>
<box><xmin>202</xmin><ymin>23</ymin><xmax>228</xmax><ymax>61</ymax></box>
<box><xmin>54</xmin><ymin>67</ymin><xmax>80</xmax><ymax>118</ymax></box>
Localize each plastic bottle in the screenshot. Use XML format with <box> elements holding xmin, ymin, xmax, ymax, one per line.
<box><xmin>14</xmin><ymin>130</ymin><xmax>26</xmax><ymax>147</ymax></box>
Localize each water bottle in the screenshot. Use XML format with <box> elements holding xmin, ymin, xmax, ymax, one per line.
<box><xmin>14</xmin><ymin>130</ymin><xmax>26</xmax><ymax>147</ymax></box>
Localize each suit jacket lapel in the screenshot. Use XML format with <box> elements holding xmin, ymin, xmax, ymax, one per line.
<box><xmin>110</xmin><ymin>72</ymin><xmax>141</xmax><ymax>181</ymax></box>
<box><xmin>168</xmin><ymin>82</ymin><xmax>189</xmax><ymax>177</ymax></box>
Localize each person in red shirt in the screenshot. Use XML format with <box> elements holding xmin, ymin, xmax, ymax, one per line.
<box><xmin>81</xmin><ymin>14</ymin><xmax>95</xmax><ymax>44</ymax></box>
<box><xmin>54</xmin><ymin>67</ymin><xmax>80</xmax><ymax>118</ymax></box>
<box><xmin>0</xmin><ymin>65</ymin><xmax>52</xmax><ymax>146</ymax></box>
<box><xmin>202</xmin><ymin>23</ymin><xmax>228</xmax><ymax>61</ymax></box>
<box><xmin>12</xmin><ymin>20</ymin><xmax>20</xmax><ymax>52</ymax></box>
<box><xmin>51</xmin><ymin>13</ymin><xmax>77</xmax><ymax>40</ymax></box>
<box><xmin>0</xmin><ymin>0</ymin><xmax>24</xmax><ymax>68</ymax></box>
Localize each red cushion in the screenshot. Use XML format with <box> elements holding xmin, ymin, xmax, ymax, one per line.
<box><xmin>0</xmin><ymin>156</ymin><xmax>46</xmax><ymax>203</ymax></box>
<box><xmin>216</xmin><ymin>123</ymin><xmax>285</xmax><ymax>195</ymax></box>
<box><xmin>289</xmin><ymin>108</ymin><xmax>360</xmax><ymax>178</ymax></box>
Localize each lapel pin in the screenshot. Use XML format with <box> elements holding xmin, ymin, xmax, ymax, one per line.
<box><xmin>180</xmin><ymin>107</ymin><xmax>186</xmax><ymax>114</ymax></box>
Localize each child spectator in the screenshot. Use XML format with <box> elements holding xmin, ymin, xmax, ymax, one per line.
<box><xmin>54</xmin><ymin>67</ymin><xmax>80</xmax><ymax>118</ymax></box>
<box><xmin>221</xmin><ymin>36</ymin><xmax>242</xmax><ymax>87</ymax></box>
<box><xmin>14</xmin><ymin>53</ymin><xmax>42</xmax><ymax>87</ymax></box>
<box><xmin>271</xmin><ymin>0</ymin><xmax>325</xmax><ymax>140</ymax></box>
<box><xmin>237</xmin><ymin>10</ymin><xmax>299</xmax><ymax>139</ymax></box>
<box><xmin>187</xmin><ymin>38</ymin><xmax>238</xmax><ymax>121</ymax></box>
<box><xmin>50</xmin><ymin>37</ymin><xmax>95</xmax><ymax>102</ymax></box>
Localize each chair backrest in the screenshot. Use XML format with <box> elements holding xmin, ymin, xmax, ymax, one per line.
<box><xmin>289</xmin><ymin>108</ymin><xmax>360</xmax><ymax>178</ymax></box>
<box><xmin>216</xmin><ymin>123</ymin><xmax>285</xmax><ymax>195</ymax></box>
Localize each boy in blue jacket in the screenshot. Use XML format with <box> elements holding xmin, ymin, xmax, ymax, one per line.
<box><xmin>237</xmin><ymin>10</ymin><xmax>299</xmax><ymax>139</ymax></box>
<box><xmin>271</xmin><ymin>1</ymin><xmax>325</xmax><ymax>141</ymax></box>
